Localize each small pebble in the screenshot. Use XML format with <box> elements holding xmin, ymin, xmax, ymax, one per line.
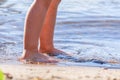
<box><xmin>4</xmin><ymin>73</ymin><xmax>13</xmax><ymax>79</ymax></box>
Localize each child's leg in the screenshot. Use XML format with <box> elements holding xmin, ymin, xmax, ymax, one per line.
<box><xmin>39</xmin><ymin>0</ymin><xmax>67</xmax><ymax>56</ymax></box>
<box><xmin>24</xmin><ymin>0</ymin><xmax>52</xmax><ymax>52</ymax></box>
<box><xmin>21</xmin><ymin>0</ymin><xmax>57</xmax><ymax>63</ymax></box>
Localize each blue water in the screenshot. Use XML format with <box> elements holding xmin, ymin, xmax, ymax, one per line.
<box><xmin>0</xmin><ymin>0</ymin><xmax>120</xmax><ymax>67</ymax></box>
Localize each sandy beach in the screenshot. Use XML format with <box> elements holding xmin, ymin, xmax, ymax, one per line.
<box><xmin>0</xmin><ymin>64</ymin><xmax>120</xmax><ymax>80</ymax></box>
<box><xmin>0</xmin><ymin>0</ymin><xmax>120</xmax><ymax>80</ymax></box>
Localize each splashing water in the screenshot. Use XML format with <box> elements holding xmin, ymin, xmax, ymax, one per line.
<box><xmin>0</xmin><ymin>0</ymin><xmax>120</xmax><ymax>67</ymax></box>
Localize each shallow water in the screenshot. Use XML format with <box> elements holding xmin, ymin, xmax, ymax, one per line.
<box><xmin>0</xmin><ymin>0</ymin><xmax>120</xmax><ymax>67</ymax></box>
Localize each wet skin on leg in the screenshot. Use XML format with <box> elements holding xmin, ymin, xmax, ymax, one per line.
<box><xmin>20</xmin><ymin>0</ymin><xmax>58</xmax><ymax>63</ymax></box>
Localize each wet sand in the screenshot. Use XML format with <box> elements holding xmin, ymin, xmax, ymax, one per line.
<box><xmin>0</xmin><ymin>0</ymin><xmax>120</xmax><ymax>80</ymax></box>
<box><xmin>1</xmin><ymin>64</ymin><xmax>120</xmax><ymax>80</ymax></box>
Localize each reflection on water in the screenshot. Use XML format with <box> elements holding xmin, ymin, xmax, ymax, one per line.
<box><xmin>0</xmin><ymin>0</ymin><xmax>120</xmax><ymax>67</ymax></box>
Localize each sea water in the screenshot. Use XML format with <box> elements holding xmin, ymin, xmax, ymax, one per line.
<box><xmin>0</xmin><ymin>0</ymin><xmax>120</xmax><ymax>68</ymax></box>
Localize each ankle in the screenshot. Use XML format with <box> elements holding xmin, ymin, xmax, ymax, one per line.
<box><xmin>24</xmin><ymin>49</ymin><xmax>39</xmax><ymax>53</ymax></box>
<box><xmin>39</xmin><ymin>46</ymin><xmax>55</xmax><ymax>53</ymax></box>
<box><xmin>21</xmin><ymin>50</ymin><xmax>38</xmax><ymax>58</ymax></box>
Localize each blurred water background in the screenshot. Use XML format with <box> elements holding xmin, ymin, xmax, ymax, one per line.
<box><xmin>0</xmin><ymin>0</ymin><xmax>120</xmax><ymax>67</ymax></box>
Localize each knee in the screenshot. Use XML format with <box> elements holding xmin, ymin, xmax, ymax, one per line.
<box><xmin>51</xmin><ymin>0</ymin><xmax>61</xmax><ymax>7</ymax></box>
<box><xmin>34</xmin><ymin>0</ymin><xmax>52</xmax><ymax>9</ymax></box>
<box><xmin>57</xmin><ymin>0</ymin><xmax>61</xmax><ymax>3</ymax></box>
<box><xmin>53</xmin><ymin>0</ymin><xmax>61</xmax><ymax>5</ymax></box>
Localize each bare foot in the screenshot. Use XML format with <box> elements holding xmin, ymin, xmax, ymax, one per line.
<box><xmin>39</xmin><ymin>48</ymin><xmax>72</xmax><ymax>56</ymax></box>
<box><xmin>19</xmin><ymin>50</ymin><xmax>58</xmax><ymax>64</ymax></box>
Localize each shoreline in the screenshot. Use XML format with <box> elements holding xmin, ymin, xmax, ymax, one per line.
<box><xmin>1</xmin><ymin>64</ymin><xmax>120</xmax><ymax>80</ymax></box>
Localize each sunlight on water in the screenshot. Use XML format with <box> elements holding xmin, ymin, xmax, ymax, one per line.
<box><xmin>0</xmin><ymin>0</ymin><xmax>120</xmax><ymax>67</ymax></box>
